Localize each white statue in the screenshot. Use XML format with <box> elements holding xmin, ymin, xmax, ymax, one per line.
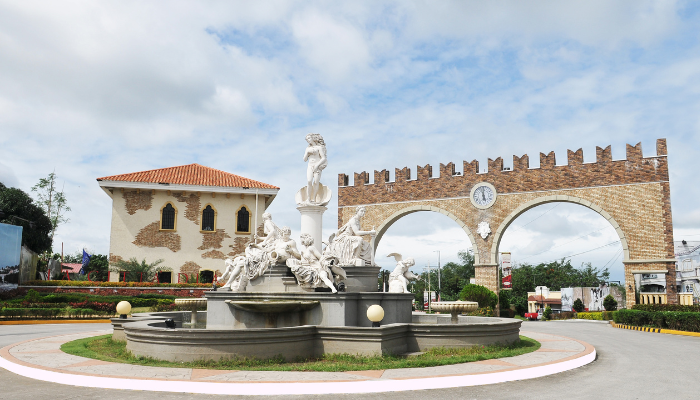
<box><xmin>302</xmin><ymin>133</ymin><xmax>328</xmax><ymax>205</ymax></box>
<box><xmin>477</xmin><ymin>221</ymin><xmax>491</xmax><ymax>239</ymax></box>
<box><xmin>287</xmin><ymin>233</ymin><xmax>344</xmax><ymax>293</ymax></box>
<box><xmin>386</xmin><ymin>253</ymin><xmax>419</xmax><ymax>293</ymax></box>
<box><xmin>323</xmin><ymin>206</ymin><xmax>376</xmax><ymax>266</ymax></box>
<box><xmin>217</xmin><ymin>214</ymin><xmax>300</xmax><ymax>292</ymax></box>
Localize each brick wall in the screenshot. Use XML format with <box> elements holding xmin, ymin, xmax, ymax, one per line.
<box><xmin>337</xmin><ymin>139</ymin><xmax>675</xmax><ymax>305</ymax></box>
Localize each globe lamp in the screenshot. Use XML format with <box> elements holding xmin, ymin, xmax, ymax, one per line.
<box><xmin>367</xmin><ymin>304</ymin><xmax>384</xmax><ymax>328</ymax></box>
<box><xmin>116</xmin><ymin>301</ymin><xmax>132</xmax><ymax>319</ymax></box>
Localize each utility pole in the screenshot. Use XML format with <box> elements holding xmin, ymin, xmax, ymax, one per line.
<box><xmin>423</xmin><ymin>264</ymin><xmax>435</xmax><ymax>312</ymax></box>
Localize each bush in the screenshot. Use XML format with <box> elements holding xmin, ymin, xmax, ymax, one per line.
<box><xmin>577</xmin><ymin>312</ymin><xmax>603</xmax><ymax>320</ymax></box>
<box><xmin>550</xmin><ymin>311</ymin><xmax>576</xmax><ymax>320</ymax></box>
<box><xmin>573</xmin><ymin>298</ymin><xmax>585</xmax><ymax>313</ymax></box>
<box><xmin>633</xmin><ymin>304</ymin><xmax>700</xmax><ymax>312</ymax></box>
<box><xmin>498</xmin><ymin>290</ymin><xmax>511</xmax><ymax>310</ymax></box>
<box><xmin>603</xmin><ymin>295</ymin><xmax>618</xmax><ymax>311</ymax></box>
<box><xmin>543</xmin><ymin>306</ymin><xmax>552</xmax><ymax>320</ymax></box>
<box><xmin>466</xmin><ymin>307</ymin><xmax>494</xmax><ymax>317</ymax></box>
<box><xmin>459</xmin><ymin>284</ymin><xmax>498</xmax><ymax>309</ymax></box>
<box><xmin>24</xmin><ymin>280</ymin><xmax>214</xmax><ymax>288</ymax></box>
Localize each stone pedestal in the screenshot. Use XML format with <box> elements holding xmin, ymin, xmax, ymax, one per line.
<box><xmin>342</xmin><ymin>265</ymin><xmax>382</xmax><ymax>292</ymax></box>
<box><xmin>296</xmin><ymin>204</ymin><xmax>327</xmax><ymax>252</ymax></box>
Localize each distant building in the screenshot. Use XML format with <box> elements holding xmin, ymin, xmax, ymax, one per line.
<box><xmin>97</xmin><ymin>164</ymin><xmax>279</xmax><ymax>283</ymax></box>
<box><xmin>675</xmin><ymin>240</ymin><xmax>700</xmax><ymax>299</ymax></box>
<box><xmin>528</xmin><ymin>285</ymin><xmax>624</xmax><ymax>313</ymax></box>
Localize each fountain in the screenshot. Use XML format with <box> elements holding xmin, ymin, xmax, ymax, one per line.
<box><xmin>112</xmin><ymin>134</ymin><xmax>521</xmax><ymax>362</ymax></box>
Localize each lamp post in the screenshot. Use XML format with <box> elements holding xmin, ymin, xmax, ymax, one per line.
<box><xmin>434</xmin><ymin>250</ymin><xmax>441</xmax><ymax>300</ymax></box>
<box><xmin>423</xmin><ymin>264</ymin><xmax>435</xmax><ymax>312</ymax></box>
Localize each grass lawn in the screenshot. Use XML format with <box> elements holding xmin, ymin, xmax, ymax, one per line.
<box><xmin>61</xmin><ymin>334</ymin><xmax>540</xmax><ymax>372</ymax></box>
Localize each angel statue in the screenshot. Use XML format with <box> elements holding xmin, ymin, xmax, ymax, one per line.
<box><xmin>302</xmin><ymin>133</ymin><xmax>328</xmax><ymax>205</ymax></box>
<box><xmin>287</xmin><ymin>233</ymin><xmax>345</xmax><ymax>293</ymax></box>
<box><xmin>323</xmin><ymin>206</ymin><xmax>376</xmax><ymax>266</ymax></box>
<box><xmin>386</xmin><ymin>253</ymin><xmax>419</xmax><ymax>293</ymax></box>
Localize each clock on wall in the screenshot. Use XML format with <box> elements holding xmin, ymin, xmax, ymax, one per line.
<box><xmin>470</xmin><ymin>182</ymin><xmax>497</xmax><ymax>209</ymax></box>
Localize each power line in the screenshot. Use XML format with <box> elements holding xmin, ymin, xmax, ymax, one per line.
<box><xmin>519</xmin><ymin>226</ymin><xmax>610</xmax><ymax>260</ymax></box>
<box><xmin>514</xmin><ymin>240</ymin><xmax>621</xmax><ymax>266</ymax></box>
<box><xmin>508</xmin><ymin>203</ymin><xmax>560</xmax><ymax>232</ymax></box>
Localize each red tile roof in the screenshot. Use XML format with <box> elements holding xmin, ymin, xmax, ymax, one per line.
<box><xmin>527</xmin><ymin>295</ymin><xmax>562</xmax><ymax>304</ymax></box>
<box><xmin>97</xmin><ymin>163</ymin><xmax>278</xmax><ymax>189</ymax></box>
<box><xmin>61</xmin><ymin>263</ymin><xmax>82</xmax><ymax>273</ymax></box>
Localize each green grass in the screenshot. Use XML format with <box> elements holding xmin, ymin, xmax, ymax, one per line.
<box><xmin>61</xmin><ymin>334</ymin><xmax>540</xmax><ymax>372</ymax></box>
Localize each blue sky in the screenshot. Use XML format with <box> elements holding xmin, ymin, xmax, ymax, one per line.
<box><xmin>1</xmin><ymin>1</ymin><xmax>699</xmax><ymax>282</ymax></box>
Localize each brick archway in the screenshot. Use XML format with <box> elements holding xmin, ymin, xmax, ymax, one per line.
<box><xmin>372</xmin><ymin>204</ymin><xmax>480</xmax><ymax>262</ymax></box>
<box><xmin>338</xmin><ymin>139</ymin><xmax>676</xmax><ymax>308</ymax></box>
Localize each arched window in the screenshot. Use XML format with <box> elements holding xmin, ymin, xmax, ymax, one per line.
<box><xmin>201</xmin><ymin>205</ymin><xmax>216</xmax><ymax>232</ymax></box>
<box><xmin>160</xmin><ymin>203</ymin><xmax>176</xmax><ymax>230</ymax></box>
<box><xmin>236</xmin><ymin>206</ymin><xmax>250</xmax><ymax>233</ymax></box>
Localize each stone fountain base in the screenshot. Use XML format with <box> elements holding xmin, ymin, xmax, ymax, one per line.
<box><xmin>206</xmin><ymin>291</ymin><xmax>413</xmax><ymax>329</ymax></box>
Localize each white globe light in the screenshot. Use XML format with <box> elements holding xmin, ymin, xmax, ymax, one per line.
<box><xmin>116</xmin><ymin>301</ymin><xmax>132</xmax><ymax>316</ymax></box>
<box><xmin>366</xmin><ymin>304</ymin><xmax>384</xmax><ymax>323</ymax></box>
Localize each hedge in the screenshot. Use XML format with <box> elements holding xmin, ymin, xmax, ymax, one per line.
<box><xmin>24</xmin><ymin>280</ymin><xmax>215</xmax><ymax>288</ymax></box>
<box><xmin>4</xmin><ymin>290</ymin><xmax>176</xmax><ymax>308</ymax></box>
<box><xmin>632</xmin><ymin>304</ymin><xmax>700</xmax><ymax>312</ymax></box>
<box><xmin>614</xmin><ymin>309</ymin><xmax>700</xmax><ymax>332</ymax></box>
<box><xmin>577</xmin><ymin>311</ymin><xmax>614</xmax><ymax>321</ymax></box>
<box><xmin>0</xmin><ymin>308</ymin><xmax>64</xmax><ymax>318</ymax></box>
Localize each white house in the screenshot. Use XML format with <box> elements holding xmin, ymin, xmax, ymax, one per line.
<box><xmin>97</xmin><ymin>163</ymin><xmax>279</xmax><ymax>283</ymax></box>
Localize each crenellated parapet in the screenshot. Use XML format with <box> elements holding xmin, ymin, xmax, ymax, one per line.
<box><xmin>338</xmin><ymin>139</ymin><xmax>670</xmax><ymax>207</ymax></box>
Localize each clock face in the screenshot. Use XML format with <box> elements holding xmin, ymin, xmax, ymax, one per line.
<box><xmin>473</xmin><ymin>186</ymin><xmax>494</xmax><ymax>206</ymax></box>
<box><xmin>470</xmin><ymin>182</ymin><xmax>497</xmax><ymax>209</ymax></box>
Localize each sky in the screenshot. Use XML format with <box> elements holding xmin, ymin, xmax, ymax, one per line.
<box><xmin>1</xmin><ymin>1</ymin><xmax>699</xmax><ymax>282</ymax></box>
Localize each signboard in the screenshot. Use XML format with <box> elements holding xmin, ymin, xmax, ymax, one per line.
<box><xmin>0</xmin><ymin>222</ymin><xmax>22</xmax><ymax>269</ymax></box>
<box><xmin>561</xmin><ymin>288</ymin><xmax>574</xmax><ymax>311</ymax></box>
<box><xmin>501</xmin><ymin>252</ymin><xmax>512</xmax><ymax>289</ymax></box>
<box><xmin>423</xmin><ymin>291</ymin><xmax>436</xmax><ymax>303</ymax></box>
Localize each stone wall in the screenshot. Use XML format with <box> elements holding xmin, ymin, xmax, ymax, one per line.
<box><xmin>337</xmin><ymin>139</ymin><xmax>675</xmax><ymax>306</ymax></box>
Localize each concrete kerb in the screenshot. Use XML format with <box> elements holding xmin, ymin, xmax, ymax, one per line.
<box><xmin>0</xmin><ymin>329</ymin><xmax>597</xmax><ymax>395</ymax></box>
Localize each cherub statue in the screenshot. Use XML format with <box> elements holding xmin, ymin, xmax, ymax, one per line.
<box><xmin>386</xmin><ymin>253</ymin><xmax>419</xmax><ymax>293</ymax></box>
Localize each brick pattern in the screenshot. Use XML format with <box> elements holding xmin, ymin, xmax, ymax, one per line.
<box><xmin>173</xmin><ymin>193</ymin><xmax>201</xmax><ymax>224</ymax></box>
<box><xmin>228</xmin><ymin>223</ymin><xmax>263</xmax><ymax>257</ymax></box>
<box><xmin>475</xmin><ymin>266</ymin><xmax>498</xmax><ymax>292</ymax></box>
<box><xmin>123</xmin><ymin>191</ymin><xmax>153</xmax><ymax>215</ymax></box>
<box><xmin>338</xmin><ymin>139</ymin><xmax>675</xmax><ymax>305</ymax></box>
<box><xmin>179</xmin><ymin>261</ymin><xmax>201</xmax><ymax>277</ymax></box>
<box><xmin>133</xmin><ymin>221</ymin><xmax>182</xmax><ymax>252</ymax></box>
<box><xmin>338</xmin><ymin>140</ymin><xmax>668</xmax><ymax>207</ymax></box>
<box><xmin>197</xmin><ymin>229</ymin><xmax>231</xmax><ymax>250</ymax></box>
<box><xmin>202</xmin><ymin>250</ymin><xmax>227</xmax><ymax>259</ymax></box>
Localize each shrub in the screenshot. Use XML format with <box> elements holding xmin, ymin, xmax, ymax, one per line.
<box><xmin>577</xmin><ymin>312</ymin><xmax>603</xmax><ymax>320</ymax></box>
<box><xmin>573</xmin><ymin>298</ymin><xmax>585</xmax><ymax>313</ymax></box>
<box><xmin>603</xmin><ymin>295</ymin><xmax>618</xmax><ymax>311</ymax></box>
<box><xmin>459</xmin><ymin>284</ymin><xmax>497</xmax><ymax>309</ymax></box>
<box><xmin>498</xmin><ymin>290</ymin><xmax>511</xmax><ymax>310</ymax></box>
<box><xmin>633</xmin><ymin>304</ymin><xmax>700</xmax><ymax>312</ymax></box>
<box><xmin>543</xmin><ymin>306</ymin><xmax>552</xmax><ymax>320</ymax></box>
<box><xmin>551</xmin><ymin>311</ymin><xmax>576</xmax><ymax>320</ymax></box>
<box><xmin>24</xmin><ymin>280</ymin><xmax>213</xmax><ymax>288</ymax></box>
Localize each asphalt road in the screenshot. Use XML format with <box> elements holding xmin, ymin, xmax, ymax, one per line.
<box><xmin>1</xmin><ymin>320</ymin><xmax>698</xmax><ymax>399</ymax></box>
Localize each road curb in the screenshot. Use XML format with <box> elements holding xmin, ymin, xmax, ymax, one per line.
<box><xmin>611</xmin><ymin>322</ymin><xmax>700</xmax><ymax>337</ymax></box>
<box><xmin>0</xmin><ymin>320</ymin><xmax>112</xmax><ymax>325</ymax></box>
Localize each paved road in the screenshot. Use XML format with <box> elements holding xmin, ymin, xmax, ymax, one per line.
<box><xmin>1</xmin><ymin>321</ymin><xmax>698</xmax><ymax>399</ymax></box>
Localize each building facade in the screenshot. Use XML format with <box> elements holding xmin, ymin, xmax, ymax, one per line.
<box><xmin>97</xmin><ymin>164</ymin><xmax>278</xmax><ymax>283</ymax></box>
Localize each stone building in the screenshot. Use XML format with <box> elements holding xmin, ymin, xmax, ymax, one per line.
<box><xmin>97</xmin><ymin>164</ymin><xmax>279</xmax><ymax>283</ymax></box>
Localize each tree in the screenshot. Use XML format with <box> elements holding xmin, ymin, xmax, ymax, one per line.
<box><xmin>543</xmin><ymin>305</ymin><xmax>552</xmax><ymax>320</ymax></box>
<box><xmin>31</xmin><ymin>172</ymin><xmax>70</xmax><ymax>245</ymax></box>
<box><xmin>0</xmin><ymin>182</ymin><xmax>52</xmax><ymax>254</ymax></box>
<box><xmin>111</xmin><ymin>258</ymin><xmax>163</xmax><ymax>282</ymax></box>
<box><xmin>573</xmin><ymin>298</ymin><xmax>585</xmax><ymax>312</ymax></box>
<box><xmin>509</xmin><ymin>258</ymin><xmax>610</xmax><ymax>316</ymax></box>
<box><xmin>603</xmin><ymin>294</ymin><xmax>618</xmax><ymax>311</ymax></box>
<box><xmin>459</xmin><ymin>284</ymin><xmax>498</xmax><ymax>308</ymax></box>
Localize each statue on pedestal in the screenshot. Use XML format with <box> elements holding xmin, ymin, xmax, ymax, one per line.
<box><xmin>387</xmin><ymin>253</ymin><xmax>419</xmax><ymax>293</ymax></box>
<box><xmin>287</xmin><ymin>233</ymin><xmax>345</xmax><ymax>293</ymax></box>
<box><xmin>302</xmin><ymin>133</ymin><xmax>328</xmax><ymax>206</ymax></box>
<box><xmin>217</xmin><ymin>213</ymin><xmax>300</xmax><ymax>292</ymax></box>
<box><xmin>323</xmin><ymin>206</ymin><xmax>376</xmax><ymax>266</ymax></box>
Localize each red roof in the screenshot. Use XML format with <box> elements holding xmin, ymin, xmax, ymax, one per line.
<box><xmin>527</xmin><ymin>295</ymin><xmax>561</xmax><ymax>304</ymax></box>
<box><xmin>97</xmin><ymin>163</ymin><xmax>278</xmax><ymax>189</ymax></box>
<box><xmin>61</xmin><ymin>263</ymin><xmax>82</xmax><ymax>273</ymax></box>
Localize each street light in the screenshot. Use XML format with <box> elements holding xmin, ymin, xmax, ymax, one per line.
<box><xmin>434</xmin><ymin>250</ymin><xmax>441</xmax><ymax>300</ymax></box>
<box><xmin>0</xmin><ymin>210</ymin><xmax>36</xmax><ymax>229</ymax></box>
<box><xmin>423</xmin><ymin>264</ymin><xmax>436</xmax><ymax>312</ymax></box>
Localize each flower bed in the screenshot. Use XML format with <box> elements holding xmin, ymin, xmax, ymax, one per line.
<box><xmin>25</xmin><ymin>280</ymin><xmax>216</xmax><ymax>288</ymax></box>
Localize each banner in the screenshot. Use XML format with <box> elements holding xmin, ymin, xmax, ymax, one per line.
<box><xmin>501</xmin><ymin>252</ymin><xmax>512</xmax><ymax>289</ymax></box>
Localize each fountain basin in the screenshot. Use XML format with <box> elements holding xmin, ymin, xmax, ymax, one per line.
<box><xmin>225</xmin><ymin>300</ymin><xmax>319</xmax><ymax>313</ymax></box>
<box><xmin>430</xmin><ymin>301</ymin><xmax>479</xmax><ymax>323</ymax></box>
<box><xmin>174</xmin><ymin>298</ymin><xmax>207</xmax><ymax>326</ymax></box>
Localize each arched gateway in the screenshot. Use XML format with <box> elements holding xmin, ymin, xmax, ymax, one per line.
<box><xmin>337</xmin><ymin>139</ymin><xmax>675</xmax><ymax>308</ymax></box>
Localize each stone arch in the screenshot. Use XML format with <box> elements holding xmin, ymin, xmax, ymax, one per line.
<box><xmin>489</xmin><ymin>195</ymin><xmax>630</xmax><ymax>266</ymax></box>
<box><xmin>373</xmin><ymin>204</ymin><xmax>481</xmax><ymax>264</ymax></box>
